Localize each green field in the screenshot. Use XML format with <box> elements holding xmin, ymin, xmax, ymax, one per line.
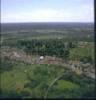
<box><xmin>0</xmin><ymin>62</ymin><xmax>95</xmax><ymax>98</ymax></box>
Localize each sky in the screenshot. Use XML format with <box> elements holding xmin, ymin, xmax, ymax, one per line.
<box><xmin>1</xmin><ymin>0</ymin><xmax>94</xmax><ymax>23</ymax></box>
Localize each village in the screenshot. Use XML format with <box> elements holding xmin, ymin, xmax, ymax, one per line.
<box><xmin>1</xmin><ymin>47</ymin><xmax>95</xmax><ymax>79</ymax></box>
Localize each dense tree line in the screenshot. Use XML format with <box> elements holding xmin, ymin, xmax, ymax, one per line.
<box><xmin>17</xmin><ymin>39</ymin><xmax>76</xmax><ymax>59</ymax></box>
<box><xmin>17</xmin><ymin>39</ymin><xmax>93</xmax><ymax>63</ymax></box>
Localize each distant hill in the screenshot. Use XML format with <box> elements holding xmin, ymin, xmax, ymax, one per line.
<box><xmin>1</xmin><ymin>22</ymin><xmax>94</xmax><ymax>32</ymax></box>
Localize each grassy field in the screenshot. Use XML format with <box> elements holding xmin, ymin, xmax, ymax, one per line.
<box><xmin>0</xmin><ymin>62</ymin><xmax>95</xmax><ymax>98</ymax></box>
<box><xmin>1</xmin><ymin>63</ymin><xmax>65</xmax><ymax>98</ymax></box>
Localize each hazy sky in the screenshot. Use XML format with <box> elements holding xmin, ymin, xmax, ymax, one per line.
<box><xmin>1</xmin><ymin>0</ymin><xmax>94</xmax><ymax>23</ymax></box>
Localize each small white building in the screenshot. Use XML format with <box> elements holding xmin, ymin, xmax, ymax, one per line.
<box><xmin>39</xmin><ymin>56</ymin><xmax>44</xmax><ymax>60</ymax></box>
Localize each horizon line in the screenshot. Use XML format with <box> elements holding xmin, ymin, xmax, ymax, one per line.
<box><xmin>1</xmin><ymin>21</ymin><xmax>94</xmax><ymax>24</ymax></box>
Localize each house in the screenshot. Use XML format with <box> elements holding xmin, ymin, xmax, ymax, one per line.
<box><xmin>39</xmin><ymin>56</ymin><xmax>44</xmax><ymax>60</ymax></box>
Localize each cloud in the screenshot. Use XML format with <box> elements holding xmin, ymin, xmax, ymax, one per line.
<box><xmin>1</xmin><ymin>7</ymin><xmax>94</xmax><ymax>23</ymax></box>
<box><xmin>1</xmin><ymin>0</ymin><xmax>94</xmax><ymax>22</ymax></box>
<box><xmin>1</xmin><ymin>8</ymin><xmax>66</xmax><ymax>22</ymax></box>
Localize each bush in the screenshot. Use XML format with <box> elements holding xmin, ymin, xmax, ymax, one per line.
<box><xmin>0</xmin><ymin>58</ymin><xmax>13</xmax><ymax>73</ymax></box>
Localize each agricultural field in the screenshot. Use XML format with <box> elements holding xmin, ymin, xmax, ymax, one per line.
<box><xmin>0</xmin><ymin>23</ymin><xmax>95</xmax><ymax>99</ymax></box>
